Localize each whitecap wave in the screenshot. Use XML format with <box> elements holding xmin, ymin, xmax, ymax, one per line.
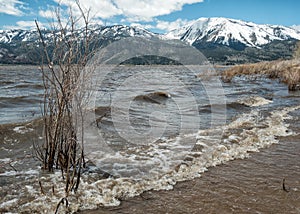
<box><xmin>237</xmin><ymin>96</ymin><xmax>273</xmax><ymax>107</ymax></box>
<box><xmin>1</xmin><ymin>105</ymin><xmax>299</xmax><ymax>213</ymax></box>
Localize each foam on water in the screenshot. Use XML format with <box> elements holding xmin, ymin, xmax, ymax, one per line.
<box><xmin>1</xmin><ymin>105</ymin><xmax>299</xmax><ymax>213</ymax></box>
<box><xmin>237</xmin><ymin>95</ymin><xmax>273</xmax><ymax>107</ymax></box>
<box><xmin>88</xmin><ymin>133</ymin><xmax>197</xmax><ymax>178</ymax></box>
<box><xmin>0</xmin><ymin>169</ymin><xmax>39</xmax><ymax>176</ymax></box>
<box><xmin>13</xmin><ymin>126</ymin><xmax>34</xmax><ymax>134</ymax></box>
<box><xmin>0</xmin><ymin>199</ymin><xmax>18</xmax><ymax>209</ymax></box>
<box><xmin>0</xmin><ymin>158</ymin><xmax>11</xmax><ymax>163</ymax></box>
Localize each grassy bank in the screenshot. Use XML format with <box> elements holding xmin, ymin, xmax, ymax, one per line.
<box><xmin>222</xmin><ymin>59</ymin><xmax>300</xmax><ymax>91</ymax></box>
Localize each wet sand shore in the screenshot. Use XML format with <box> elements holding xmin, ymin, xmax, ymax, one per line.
<box><xmin>80</xmin><ymin>124</ymin><xmax>300</xmax><ymax>213</ymax></box>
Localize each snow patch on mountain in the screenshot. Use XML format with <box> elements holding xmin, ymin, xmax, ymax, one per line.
<box><xmin>165</xmin><ymin>17</ymin><xmax>300</xmax><ymax>48</ymax></box>
<box><xmin>0</xmin><ymin>25</ymin><xmax>155</xmax><ymax>44</ymax></box>
<box><xmin>291</xmin><ymin>25</ymin><xmax>300</xmax><ymax>32</ymax></box>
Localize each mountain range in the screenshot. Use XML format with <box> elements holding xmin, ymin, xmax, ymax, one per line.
<box><xmin>0</xmin><ymin>17</ymin><xmax>299</xmax><ymax>65</ymax></box>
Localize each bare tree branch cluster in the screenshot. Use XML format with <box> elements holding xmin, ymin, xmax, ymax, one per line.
<box><xmin>35</xmin><ymin>1</ymin><xmax>95</xmax><ymax>195</ymax></box>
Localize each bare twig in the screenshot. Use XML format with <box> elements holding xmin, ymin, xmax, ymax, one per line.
<box><xmin>8</xmin><ymin>163</ymin><xmax>17</xmax><ymax>172</ymax></box>
<box><xmin>39</xmin><ymin>180</ymin><xmax>45</xmax><ymax>195</ymax></box>
<box><xmin>282</xmin><ymin>178</ymin><xmax>289</xmax><ymax>192</ymax></box>
<box><xmin>55</xmin><ymin>197</ymin><xmax>69</xmax><ymax>214</ymax></box>
<box><xmin>34</xmin><ymin>2</ymin><xmax>95</xmax><ymax>196</ymax></box>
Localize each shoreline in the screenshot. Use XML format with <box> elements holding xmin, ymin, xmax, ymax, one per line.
<box><xmin>80</xmin><ymin>135</ymin><xmax>300</xmax><ymax>214</ymax></box>
<box><xmin>2</xmin><ymin>104</ymin><xmax>300</xmax><ymax>213</ymax></box>
<box><xmin>2</xmin><ymin>114</ymin><xmax>299</xmax><ymax>213</ymax></box>
<box><xmin>79</xmin><ymin>118</ymin><xmax>300</xmax><ymax>214</ymax></box>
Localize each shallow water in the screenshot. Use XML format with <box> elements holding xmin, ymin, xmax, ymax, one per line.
<box><xmin>82</xmin><ymin>112</ymin><xmax>300</xmax><ymax>214</ymax></box>
<box><xmin>1</xmin><ymin>65</ymin><xmax>300</xmax><ymax>213</ymax></box>
<box><xmin>81</xmin><ymin>133</ymin><xmax>300</xmax><ymax>214</ymax></box>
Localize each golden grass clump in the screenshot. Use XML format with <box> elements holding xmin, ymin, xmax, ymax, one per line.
<box><xmin>222</xmin><ymin>59</ymin><xmax>300</xmax><ymax>91</ymax></box>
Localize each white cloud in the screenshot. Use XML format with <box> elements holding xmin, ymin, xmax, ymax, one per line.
<box><xmin>34</xmin><ymin>0</ymin><xmax>204</xmax><ymax>31</ymax></box>
<box><xmin>52</xmin><ymin>0</ymin><xmax>204</xmax><ymax>22</ymax></box>
<box><xmin>0</xmin><ymin>0</ymin><xmax>25</xmax><ymax>16</ymax></box>
<box><xmin>53</xmin><ymin>0</ymin><xmax>122</xmax><ymax>20</ymax></box>
<box><xmin>39</xmin><ymin>9</ymin><xmax>56</xmax><ymax>19</ymax></box>
<box><xmin>156</xmin><ymin>18</ymin><xmax>192</xmax><ymax>32</ymax></box>
<box><xmin>16</xmin><ymin>21</ymin><xmax>38</xmax><ymax>29</ymax></box>
<box><xmin>4</xmin><ymin>20</ymin><xmax>43</xmax><ymax>30</ymax></box>
<box><xmin>39</xmin><ymin>0</ymin><xmax>121</xmax><ymax>29</ymax></box>
<box><xmin>114</xmin><ymin>0</ymin><xmax>204</xmax><ymax>22</ymax></box>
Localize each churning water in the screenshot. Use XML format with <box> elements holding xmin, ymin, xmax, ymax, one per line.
<box><xmin>1</xmin><ymin>64</ymin><xmax>300</xmax><ymax>213</ymax></box>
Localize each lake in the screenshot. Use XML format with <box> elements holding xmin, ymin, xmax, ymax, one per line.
<box><xmin>1</xmin><ymin>64</ymin><xmax>300</xmax><ymax>213</ymax></box>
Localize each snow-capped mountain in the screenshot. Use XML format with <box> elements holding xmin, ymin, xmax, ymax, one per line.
<box><xmin>0</xmin><ymin>25</ymin><xmax>155</xmax><ymax>44</ymax></box>
<box><xmin>0</xmin><ymin>25</ymin><xmax>156</xmax><ymax>64</ymax></box>
<box><xmin>0</xmin><ymin>29</ymin><xmax>36</xmax><ymax>43</ymax></box>
<box><xmin>165</xmin><ymin>17</ymin><xmax>300</xmax><ymax>49</ymax></box>
<box><xmin>0</xmin><ymin>18</ymin><xmax>299</xmax><ymax>64</ymax></box>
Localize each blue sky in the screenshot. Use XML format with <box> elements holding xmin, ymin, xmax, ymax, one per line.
<box><xmin>0</xmin><ymin>0</ymin><xmax>299</xmax><ymax>33</ymax></box>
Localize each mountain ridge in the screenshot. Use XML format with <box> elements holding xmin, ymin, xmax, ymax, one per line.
<box><xmin>0</xmin><ymin>17</ymin><xmax>299</xmax><ymax>64</ymax></box>
<box><xmin>165</xmin><ymin>17</ymin><xmax>300</xmax><ymax>48</ymax></box>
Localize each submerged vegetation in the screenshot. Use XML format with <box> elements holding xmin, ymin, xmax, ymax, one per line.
<box><xmin>222</xmin><ymin>59</ymin><xmax>300</xmax><ymax>91</ymax></box>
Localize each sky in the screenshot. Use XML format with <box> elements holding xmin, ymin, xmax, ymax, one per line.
<box><xmin>0</xmin><ymin>0</ymin><xmax>300</xmax><ymax>33</ymax></box>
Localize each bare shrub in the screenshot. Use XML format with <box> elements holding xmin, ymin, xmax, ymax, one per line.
<box><xmin>35</xmin><ymin>1</ymin><xmax>95</xmax><ymax>195</ymax></box>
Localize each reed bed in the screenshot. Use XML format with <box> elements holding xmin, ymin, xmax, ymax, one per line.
<box><xmin>222</xmin><ymin>59</ymin><xmax>300</xmax><ymax>91</ymax></box>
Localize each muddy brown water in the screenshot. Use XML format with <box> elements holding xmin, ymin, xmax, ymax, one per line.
<box><xmin>80</xmin><ymin>127</ymin><xmax>300</xmax><ymax>214</ymax></box>
<box><xmin>1</xmin><ymin>65</ymin><xmax>300</xmax><ymax>213</ymax></box>
<box><xmin>80</xmin><ymin>108</ymin><xmax>300</xmax><ymax>214</ymax></box>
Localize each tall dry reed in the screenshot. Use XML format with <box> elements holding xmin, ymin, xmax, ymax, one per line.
<box><xmin>222</xmin><ymin>59</ymin><xmax>300</xmax><ymax>91</ymax></box>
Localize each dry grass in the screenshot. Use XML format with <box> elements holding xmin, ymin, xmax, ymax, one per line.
<box><xmin>222</xmin><ymin>59</ymin><xmax>300</xmax><ymax>91</ymax></box>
